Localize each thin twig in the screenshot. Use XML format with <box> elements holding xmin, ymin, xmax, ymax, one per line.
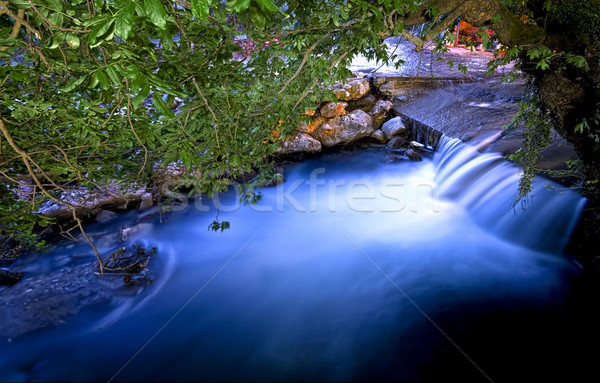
<box><xmin>27</xmin><ymin>0</ymin><xmax>90</xmax><ymax>33</ymax></box>
<box><xmin>277</xmin><ymin>35</ymin><xmax>328</xmax><ymax>97</ymax></box>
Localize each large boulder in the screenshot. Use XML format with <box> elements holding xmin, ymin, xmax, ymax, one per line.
<box><xmin>368</xmin><ymin>100</ymin><xmax>393</xmax><ymax>129</ymax></box>
<box><xmin>381</xmin><ymin>116</ymin><xmax>409</xmax><ymax>140</ymax></box>
<box><xmin>332</xmin><ymin>78</ymin><xmax>370</xmax><ymax>101</ymax></box>
<box><xmin>312</xmin><ymin>109</ymin><xmax>375</xmax><ymax>147</ymax></box>
<box><xmin>320</xmin><ymin>102</ymin><xmax>348</xmax><ymax>118</ymax></box>
<box><xmin>276</xmin><ymin>133</ymin><xmax>322</xmax><ymax>155</ymax></box>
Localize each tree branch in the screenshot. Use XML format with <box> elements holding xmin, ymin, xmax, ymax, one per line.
<box><xmin>0</xmin><ymin>117</ymin><xmax>104</xmax><ymax>273</ymax></box>
<box><xmin>0</xmin><ymin>2</ymin><xmax>41</xmax><ymax>39</ymax></box>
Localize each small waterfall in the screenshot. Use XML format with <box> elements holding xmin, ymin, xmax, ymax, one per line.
<box><xmin>400</xmin><ymin>115</ymin><xmax>443</xmax><ymax>150</ymax></box>
<box><xmin>434</xmin><ymin>135</ymin><xmax>586</xmax><ymax>254</ymax></box>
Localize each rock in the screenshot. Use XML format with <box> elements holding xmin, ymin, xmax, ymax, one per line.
<box><xmin>275</xmin><ymin>133</ymin><xmax>322</xmax><ymax>155</ymax></box>
<box><xmin>40</xmin><ymin>184</ymin><xmax>145</xmax><ymax>222</ymax></box>
<box><xmin>0</xmin><ymin>269</ymin><xmax>23</xmax><ymax>286</ymax></box>
<box><xmin>332</xmin><ymin>78</ymin><xmax>370</xmax><ymax>101</ymax></box>
<box><xmin>101</xmin><ymin>244</ymin><xmax>154</xmax><ymax>283</ymax></box>
<box><xmin>381</xmin><ymin>116</ymin><xmax>409</xmax><ymax>140</ymax></box>
<box><xmin>0</xmin><ymin>235</ymin><xmax>23</xmax><ymax>265</ymax></box>
<box><xmin>370</xmin><ymin>129</ymin><xmax>387</xmax><ymax>144</ymax></box>
<box><xmin>139</xmin><ymin>192</ymin><xmax>154</xmax><ymax>210</ymax></box>
<box><xmin>410</xmin><ymin>141</ymin><xmax>425</xmax><ymax>148</ymax></box>
<box><xmin>368</xmin><ymin>100</ymin><xmax>393</xmax><ymax>129</ymax></box>
<box><xmin>312</xmin><ymin>109</ymin><xmax>375</xmax><ymax>147</ymax></box>
<box><xmin>95</xmin><ymin>209</ymin><xmax>117</xmax><ymax>223</ymax></box>
<box><xmin>320</xmin><ymin>102</ymin><xmax>348</xmax><ymax>118</ymax></box>
<box><xmin>119</xmin><ymin>223</ymin><xmax>153</xmax><ymax>242</ymax></box>
<box><xmin>383</xmin><ymin>153</ymin><xmax>407</xmax><ymax>163</ymax></box>
<box><xmin>0</xmin><ymin>244</ymin><xmax>157</xmax><ymax>337</ymax></box>
<box><xmin>348</xmin><ymin>94</ymin><xmax>377</xmax><ymax>111</ymax></box>
<box><xmin>386</xmin><ymin>136</ymin><xmax>409</xmax><ymax>150</ymax></box>
<box><xmin>405</xmin><ymin>148</ymin><xmax>423</xmax><ymax>161</ymax></box>
<box><xmin>297</xmin><ymin>116</ymin><xmax>327</xmax><ymax>134</ymax></box>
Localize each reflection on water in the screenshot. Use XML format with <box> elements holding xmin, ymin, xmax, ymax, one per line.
<box><xmin>0</xmin><ymin>147</ymin><xmax>596</xmax><ymax>382</ymax></box>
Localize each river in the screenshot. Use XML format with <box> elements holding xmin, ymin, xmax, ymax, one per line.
<box><xmin>0</xmin><ymin>140</ymin><xmax>596</xmax><ymax>381</ymax></box>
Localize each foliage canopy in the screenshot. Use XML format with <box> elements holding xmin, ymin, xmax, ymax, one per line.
<box><xmin>1</xmin><ymin>0</ymin><xmax>600</xmax><ymax>253</ymax></box>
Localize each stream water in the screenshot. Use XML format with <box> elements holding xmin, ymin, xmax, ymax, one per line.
<box><xmin>0</xmin><ymin>140</ymin><xmax>597</xmax><ymax>382</ymax></box>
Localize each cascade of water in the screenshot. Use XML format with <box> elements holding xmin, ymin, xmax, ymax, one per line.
<box><xmin>401</xmin><ymin>115</ymin><xmax>442</xmax><ymax>150</ymax></box>
<box><xmin>434</xmin><ymin>135</ymin><xmax>586</xmax><ymax>254</ymax></box>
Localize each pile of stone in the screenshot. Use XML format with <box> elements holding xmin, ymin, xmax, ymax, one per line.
<box><xmin>275</xmin><ymin>77</ymin><xmax>421</xmax><ymax>160</ymax></box>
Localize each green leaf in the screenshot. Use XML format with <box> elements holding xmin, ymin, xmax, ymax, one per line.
<box><xmin>235</xmin><ymin>0</ymin><xmax>250</xmax><ymax>12</ymax></box>
<box><xmin>65</xmin><ymin>33</ymin><xmax>80</xmax><ymax>49</ymax></box>
<box><xmin>88</xmin><ymin>18</ymin><xmax>115</xmax><ymax>47</ymax></box>
<box><xmin>7</xmin><ymin>0</ymin><xmax>31</xmax><ymax>9</ymax></box>
<box><xmin>152</xmin><ymin>92</ymin><xmax>174</xmax><ymax>118</ymax></box>
<box><xmin>60</xmin><ymin>76</ymin><xmax>86</xmax><ymax>92</ymax></box>
<box><xmin>255</xmin><ymin>0</ymin><xmax>280</xmax><ymax>13</ymax></box>
<box><xmin>96</xmin><ymin>70</ymin><xmax>111</xmax><ymax>90</ymax></box>
<box><xmin>105</xmin><ymin>65</ymin><xmax>121</xmax><ymax>86</ymax></box>
<box><xmin>47</xmin><ymin>12</ymin><xmax>64</xmax><ymax>28</ymax></box>
<box><xmin>46</xmin><ymin>0</ymin><xmax>62</xmax><ymax>10</ymax></box>
<box><xmin>115</xmin><ymin>5</ymin><xmax>134</xmax><ymax>40</ymax></box>
<box><xmin>47</xmin><ymin>32</ymin><xmax>63</xmax><ymax>49</ymax></box>
<box><xmin>249</xmin><ymin>3</ymin><xmax>266</xmax><ymax>30</ymax></box>
<box><xmin>132</xmin><ymin>84</ymin><xmax>151</xmax><ymax>109</ymax></box>
<box><xmin>144</xmin><ymin>0</ymin><xmax>167</xmax><ymax>30</ymax></box>
<box><xmin>131</xmin><ymin>74</ymin><xmax>146</xmax><ymax>92</ymax></box>
<box><xmin>191</xmin><ymin>0</ymin><xmax>209</xmax><ymax>19</ymax></box>
<box><xmin>88</xmin><ymin>72</ymin><xmax>99</xmax><ymax>88</ymax></box>
<box><xmin>536</xmin><ymin>59</ymin><xmax>550</xmax><ymax>70</ymax></box>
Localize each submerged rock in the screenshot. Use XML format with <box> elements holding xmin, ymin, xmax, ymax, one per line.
<box><xmin>383</xmin><ymin>153</ymin><xmax>408</xmax><ymax>163</ymax></box>
<box><xmin>101</xmin><ymin>244</ymin><xmax>155</xmax><ymax>286</ymax></box>
<box><xmin>405</xmin><ymin>148</ymin><xmax>423</xmax><ymax>161</ymax></box>
<box><xmin>119</xmin><ymin>223</ymin><xmax>153</xmax><ymax>242</ymax></box>
<box><xmin>95</xmin><ymin>210</ymin><xmax>117</xmax><ymax>223</ymax></box>
<box><xmin>0</xmin><ymin>269</ymin><xmax>23</xmax><ymax>286</ymax></box>
<box><xmin>0</xmin><ymin>244</ymin><xmax>157</xmax><ymax>338</ymax></box>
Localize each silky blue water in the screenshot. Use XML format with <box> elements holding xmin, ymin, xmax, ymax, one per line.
<box><xmin>0</xmin><ymin>145</ymin><xmax>593</xmax><ymax>382</ymax></box>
